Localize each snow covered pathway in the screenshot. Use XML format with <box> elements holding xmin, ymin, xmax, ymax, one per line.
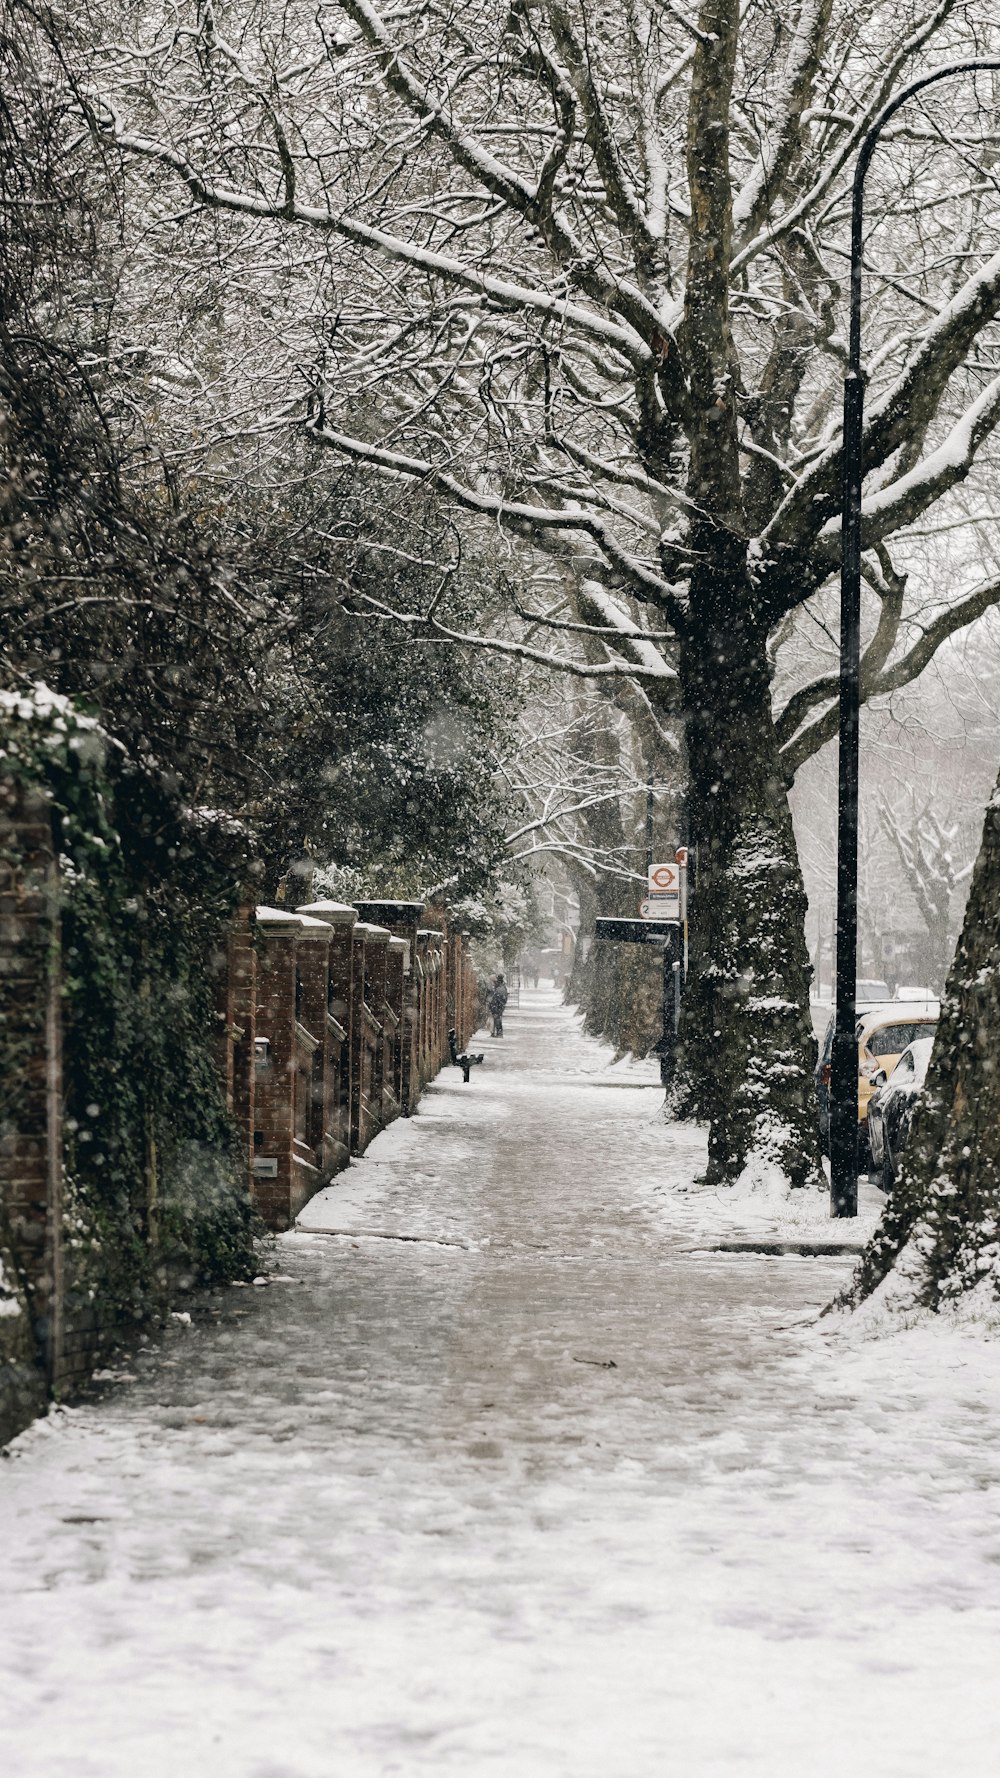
<box><xmin>3</xmin><ymin>991</ymin><xmax>1000</xmax><ymax>1778</ymax></box>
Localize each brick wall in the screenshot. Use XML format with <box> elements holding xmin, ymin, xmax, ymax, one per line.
<box><xmin>1</xmin><ymin>838</ymin><xmax>481</xmax><ymax>1438</ymax></box>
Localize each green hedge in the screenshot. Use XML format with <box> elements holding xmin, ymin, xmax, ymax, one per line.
<box><xmin>1</xmin><ymin>686</ymin><xmax>258</xmax><ymax>1340</ymax></box>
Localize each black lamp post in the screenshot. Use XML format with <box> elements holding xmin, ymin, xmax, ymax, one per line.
<box><xmin>830</xmin><ymin>59</ymin><xmax>1000</xmax><ymax>1217</ymax></box>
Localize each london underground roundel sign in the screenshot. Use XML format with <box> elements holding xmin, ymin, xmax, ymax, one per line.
<box><xmin>649</xmin><ymin>862</ymin><xmax>680</xmax><ymax>894</ymax></box>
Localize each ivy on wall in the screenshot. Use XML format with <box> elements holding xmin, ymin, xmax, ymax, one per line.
<box><xmin>1</xmin><ymin>685</ymin><xmax>258</xmax><ymax>1338</ymax></box>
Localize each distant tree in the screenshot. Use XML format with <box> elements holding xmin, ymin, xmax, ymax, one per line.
<box><xmin>452</xmin><ymin>877</ymin><xmax>549</xmax><ymax>976</ymax></box>
<box><xmin>498</xmin><ymin>674</ymin><xmax>680</xmax><ymax>1053</ymax></box>
<box><xmin>877</xmin><ymin>792</ymin><xmax>973</xmax><ymax>989</ymax></box>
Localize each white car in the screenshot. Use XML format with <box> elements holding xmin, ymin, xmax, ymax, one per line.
<box><xmin>867</xmin><ymin>1036</ymin><xmax>935</xmax><ymax>1191</ymax></box>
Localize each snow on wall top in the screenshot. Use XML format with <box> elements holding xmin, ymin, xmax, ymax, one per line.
<box><xmin>298</xmin><ymin>900</ymin><xmax>359</xmax><ymax>925</ymax></box>
<box><xmin>295</xmin><ymin>913</ymin><xmax>335</xmax><ymax>939</ymax></box>
<box><xmin>254</xmin><ymin>906</ymin><xmax>311</xmax><ymax>934</ymax></box>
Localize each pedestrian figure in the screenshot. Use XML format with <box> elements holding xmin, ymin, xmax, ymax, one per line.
<box><xmin>487</xmin><ymin>973</ymin><xmax>508</xmax><ymax>1037</ymax></box>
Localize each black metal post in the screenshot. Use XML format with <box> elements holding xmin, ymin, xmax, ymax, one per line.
<box><xmin>830</xmin><ymin>59</ymin><xmax>1000</xmax><ymax>1218</ymax></box>
<box><xmin>645</xmin><ymin>786</ymin><xmax>654</xmax><ymax>878</ymax></box>
<box><xmin>830</xmin><ymin>359</ymin><xmax>863</xmax><ymax>1217</ymax></box>
<box><xmin>659</xmin><ymin>928</ymin><xmax>682</xmax><ymax>1085</ymax></box>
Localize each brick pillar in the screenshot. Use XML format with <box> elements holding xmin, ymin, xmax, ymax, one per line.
<box><xmin>398</xmin><ymin>930</ymin><xmax>419</xmax><ymax>1115</ymax></box>
<box><xmin>353</xmin><ymin>902</ymin><xmax>423</xmax><ymax>1114</ymax></box>
<box><xmin>385</xmin><ymin>938</ymin><xmax>407</xmax><ymax>1113</ymax></box>
<box><xmin>355</xmin><ymin>922</ymin><xmax>390</xmax><ymax>1135</ymax></box>
<box><xmin>419</xmin><ymin>931</ymin><xmax>445</xmax><ymax>1075</ymax></box>
<box><xmin>416</xmin><ymin>933</ymin><xmax>434</xmax><ymax>1091</ymax></box>
<box><xmin>252</xmin><ymin>908</ymin><xmax>301</xmax><ymax>1230</ymax></box>
<box><xmin>298</xmin><ymin>900</ymin><xmax>357</xmax><ymax>1172</ymax></box>
<box><xmin>0</xmin><ymin>776</ymin><xmax>63</xmax><ymax>1394</ymax></box>
<box><xmin>465</xmin><ymin>941</ymin><xmax>477</xmax><ymax>1044</ymax></box>
<box><xmin>452</xmin><ymin>933</ymin><xmax>467</xmax><ymax>1048</ymax></box>
<box><xmin>212</xmin><ymin>902</ymin><xmax>257</xmax><ymax>1192</ymax></box>
<box><xmin>432</xmin><ymin>945</ymin><xmax>443</xmax><ymax>1066</ymax></box>
<box><xmin>425</xmin><ymin>943</ymin><xmax>437</xmax><ymax>1075</ymax></box>
<box><xmin>349</xmin><ymin>925</ymin><xmax>368</xmax><ymax>1153</ymax></box>
<box><xmin>293</xmin><ymin>916</ymin><xmax>334</xmax><ymax>1211</ymax></box>
<box><xmin>445</xmin><ymin>929</ymin><xmax>458</xmax><ymax>1047</ymax></box>
<box><xmin>413</xmin><ymin>938</ymin><xmax>425</xmax><ymax>1092</ymax></box>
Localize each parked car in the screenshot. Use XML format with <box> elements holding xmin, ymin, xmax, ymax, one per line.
<box><xmin>867</xmin><ymin>1036</ymin><xmax>935</xmax><ymax>1192</ymax></box>
<box><xmin>857</xmin><ymin>978</ymin><xmax>891</xmax><ymax>1004</ymax></box>
<box><xmin>815</xmin><ymin>999</ymin><xmax>938</xmax><ymax>1164</ymax></box>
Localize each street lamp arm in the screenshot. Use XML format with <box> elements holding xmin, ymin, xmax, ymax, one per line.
<box><xmin>831</xmin><ymin>56</ymin><xmax>1000</xmax><ymax>1220</ymax></box>
<box><xmin>847</xmin><ymin>61</ymin><xmax>1000</xmax><ymax>375</ymax></box>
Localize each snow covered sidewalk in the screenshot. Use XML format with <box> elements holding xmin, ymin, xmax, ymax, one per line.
<box><xmin>2</xmin><ymin>990</ymin><xmax>1000</xmax><ymax>1777</ymax></box>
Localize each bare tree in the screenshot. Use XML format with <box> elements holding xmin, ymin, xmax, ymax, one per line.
<box><xmin>61</xmin><ymin>0</ymin><xmax>1000</xmax><ymax>1184</ymax></box>
<box><xmin>876</xmin><ymin>791</ymin><xmax>973</xmax><ymax>985</ymax></box>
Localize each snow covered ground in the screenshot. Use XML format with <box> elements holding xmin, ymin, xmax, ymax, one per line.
<box><xmin>2</xmin><ymin>989</ymin><xmax>1000</xmax><ymax>1777</ymax></box>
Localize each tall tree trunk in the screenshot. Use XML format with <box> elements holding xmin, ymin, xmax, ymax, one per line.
<box><xmin>667</xmin><ymin>0</ymin><xmax>818</xmax><ymax>1187</ymax></box>
<box><xmin>849</xmin><ymin>764</ymin><xmax>1000</xmax><ymax>1311</ymax></box>
<box><xmin>677</xmin><ymin>578</ymin><xmax>819</xmax><ymax>1187</ymax></box>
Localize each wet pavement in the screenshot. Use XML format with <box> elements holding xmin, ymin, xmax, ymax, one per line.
<box><xmin>2</xmin><ymin>991</ymin><xmax>999</xmax><ymax>1777</ymax></box>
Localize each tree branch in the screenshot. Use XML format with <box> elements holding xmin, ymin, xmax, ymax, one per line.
<box><xmin>96</xmin><ymin>119</ymin><xmax>655</xmax><ymax>371</ymax></box>
<box><xmin>779</xmin><ymin>571</ymin><xmax>1000</xmax><ymax>776</ymax></box>
<box><xmin>306</xmin><ymin>416</ymin><xmax>685</xmax><ymax>615</ymax></box>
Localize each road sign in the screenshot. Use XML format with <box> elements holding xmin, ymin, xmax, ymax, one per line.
<box><xmin>595</xmin><ymin>917</ymin><xmax>679</xmax><ymax>944</ymax></box>
<box><xmin>640</xmin><ymin>897</ymin><xmax>679</xmax><ymax>919</ymax></box>
<box><xmin>642</xmin><ymin>895</ymin><xmax>679</xmax><ymax>920</ymax></box>
<box><xmin>645</xmin><ymin>863</ymin><xmax>679</xmax><ymax>920</ymax></box>
<box><xmin>649</xmin><ymin>862</ymin><xmax>680</xmax><ymax>896</ymax></box>
<box><xmin>675</xmin><ymin>846</ymin><xmax>688</xmax><ymax>868</ymax></box>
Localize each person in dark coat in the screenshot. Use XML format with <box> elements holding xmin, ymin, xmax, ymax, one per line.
<box><xmin>487</xmin><ymin>974</ymin><xmax>508</xmax><ymax>1037</ymax></box>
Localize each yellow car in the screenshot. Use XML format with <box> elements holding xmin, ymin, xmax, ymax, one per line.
<box><xmin>817</xmin><ymin>999</ymin><xmax>939</xmax><ymax>1160</ymax></box>
<box><xmin>857</xmin><ymin>1002</ymin><xmax>938</xmax><ymax>1158</ymax></box>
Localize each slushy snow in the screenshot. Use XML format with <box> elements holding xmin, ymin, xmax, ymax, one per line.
<box><xmin>1</xmin><ymin>990</ymin><xmax>999</xmax><ymax>1777</ymax></box>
